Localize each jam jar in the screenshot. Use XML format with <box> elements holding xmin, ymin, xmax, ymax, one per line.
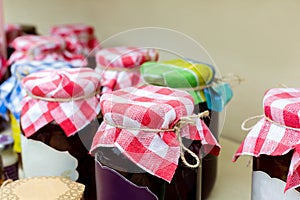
<box><xmin>141</xmin><ymin>59</ymin><xmax>233</xmax><ymax>199</ymax></box>
<box><xmin>234</xmin><ymin>88</ymin><xmax>300</xmax><ymax>199</ymax></box>
<box><xmin>50</xmin><ymin>24</ymin><xmax>100</xmax><ymax>68</ymax></box>
<box><xmin>95</xmin><ymin>46</ymin><xmax>158</xmax><ymax>93</ymax></box>
<box><xmin>5</xmin><ymin>23</ymin><xmax>38</xmax><ymax>59</ymax></box>
<box><xmin>7</xmin><ymin>35</ymin><xmax>86</xmax><ymax>68</ymax></box>
<box><xmin>0</xmin><ymin>60</ymin><xmax>76</xmax><ymax>155</ymax></box>
<box><xmin>20</xmin><ymin>68</ymin><xmax>102</xmax><ymax>200</ymax></box>
<box><xmin>91</xmin><ymin>85</ymin><xmax>221</xmax><ymax>200</ymax></box>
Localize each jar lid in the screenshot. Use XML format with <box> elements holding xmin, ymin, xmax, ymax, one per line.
<box><xmin>264</xmin><ymin>88</ymin><xmax>300</xmax><ymax>128</ymax></box>
<box><xmin>10</xmin><ymin>60</ymin><xmax>75</xmax><ymax>79</ymax></box>
<box><xmin>51</xmin><ymin>24</ymin><xmax>95</xmax><ymax>37</ymax></box>
<box><xmin>50</xmin><ymin>24</ymin><xmax>100</xmax><ymax>55</ymax></box>
<box><xmin>234</xmin><ymin>88</ymin><xmax>300</xmax><ymax>192</ymax></box>
<box><xmin>0</xmin><ymin>135</ymin><xmax>14</xmax><ymax>150</ymax></box>
<box><xmin>11</xmin><ymin>35</ymin><xmax>65</xmax><ymax>52</ymax></box>
<box><xmin>20</xmin><ymin>68</ymin><xmax>101</xmax><ymax>137</ymax></box>
<box><xmin>91</xmin><ymin>85</ymin><xmax>220</xmax><ymax>183</ymax></box>
<box><xmin>96</xmin><ymin>46</ymin><xmax>158</xmax><ymax>68</ymax></box>
<box><xmin>21</xmin><ymin>67</ymin><xmax>100</xmax><ymax>99</ymax></box>
<box><xmin>140</xmin><ymin>59</ymin><xmax>215</xmax><ymax>104</ymax></box>
<box><xmin>0</xmin><ymin>61</ymin><xmax>75</xmax><ymax>122</ymax></box>
<box><xmin>0</xmin><ymin>176</ymin><xmax>85</xmax><ymax>200</ymax></box>
<box><xmin>8</xmin><ymin>35</ymin><xmax>87</xmax><ymax>67</ymax></box>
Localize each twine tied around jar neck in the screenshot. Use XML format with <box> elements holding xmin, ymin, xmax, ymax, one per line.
<box><xmin>25</xmin><ymin>90</ymin><xmax>101</xmax><ymax>102</ymax></box>
<box><xmin>104</xmin><ymin>110</ymin><xmax>210</xmax><ymax>168</ymax></box>
<box><xmin>179</xmin><ymin>73</ymin><xmax>244</xmax><ymax>92</ymax></box>
<box><xmin>241</xmin><ymin>114</ymin><xmax>300</xmax><ymax>132</ymax></box>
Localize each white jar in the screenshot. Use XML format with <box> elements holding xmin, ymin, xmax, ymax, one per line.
<box><xmin>0</xmin><ymin>135</ymin><xmax>19</xmax><ymax>180</ymax></box>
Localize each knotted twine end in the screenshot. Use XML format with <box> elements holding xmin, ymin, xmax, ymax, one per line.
<box><xmin>26</xmin><ymin>90</ymin><xmax>101</xmax><ymax>102</ymax></box>
<box><xmin>174</xmin><ymin>110</ymin><xmax>209</xmax><ymax>168</ymax></box>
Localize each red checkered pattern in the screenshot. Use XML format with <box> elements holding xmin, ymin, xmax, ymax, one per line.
<box><xmin>8</xmin><ymin>35</ymin><xmax>86</xmax><ymax>67</ymax></box>
<box><xmin>233</xmin><ymin>88</ymin><xmax>300</xmax><ymax>191</ymax></box>
<box><xmin>96</xmin><ymin>47</ymin><xmax>158</xmax><ymax>68</ymax></box>
<box><xmin>51</xmin><ymin>24</ymin><xmax>100</xmax><ymax>55</ymax></box>
<box><xmin>95</xmin><ymin>47</ymin><xmax>158</xmax><ymax>93</ymax></box>
<box><xmin>4</xmin><ymin>24</ymin><xmax>23</xmax><ymax>47</ymax></box>
<box><xmin>20</xmin><ymin>68</ymin><xmax>101</xmax><ymax>137</ymax></box>
<box><xmin>91</xmin><ymin>85</ymin><xmax>220</xmax><ymax>182</ymax></box>
<box><xmin>0</xmin><ymin>56</ymin><xmax>7</xmax><ymax>82</ymax></box>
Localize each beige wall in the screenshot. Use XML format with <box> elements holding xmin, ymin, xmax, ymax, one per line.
<box><xmin>3</xmin><ymin>0</ymin><xmax>300</xmax><ymax>142</ymax></box>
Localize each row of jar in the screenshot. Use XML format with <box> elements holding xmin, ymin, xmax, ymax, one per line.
<box><xmin>0</xmin><ymin>39</ymin><xmax>234</xmax><ymax>199</ymax></box>
<box><xmin>1</xmin><ymin>23</ymin><xmax>101</xmax><ymax>84</ymax></box>
<box><xmin>1</xmin><ymin>23</ymin><xmax>299</xmax><ymax>200</ymax></box>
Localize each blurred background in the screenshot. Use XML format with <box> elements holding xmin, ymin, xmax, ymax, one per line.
<box><xmin>3</xmin><ymin>0</ymin><xmax>300</xmax><ymax>143</ymax></box>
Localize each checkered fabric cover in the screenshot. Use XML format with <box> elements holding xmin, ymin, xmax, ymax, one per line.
<box><xmin>95</xmin><ymin>47</ymin><xmax>158</xmax><ymax>93</ymax></box>
<box><xmin>0</xmin><ymin>61</ymin><xmax>75</xmax><ymax>121</ymax></box>
<box><xmin>8</xmin><ymin>35</ymin><xmax>86</xmax><ymax>67</ymax></box>
<box><xmin>20</xmin><ymin>68</ymin><xmax>101</xmax><ymax>137</ymax></box>
<box><xmin>91</xmin><ymin>85</ymin><xmax>220</xmax><ymax>182</ymax></box>
<box><xmin>4</xmin><ymin>24</ymin><xmax>23</xmax><ymax>47</ymax></box>
<box><xmin>233</xmin><ymin>88</ymin><xmax>300</xmax><ymax>191</ymax></box>
<box><xmin>141</xmin><ymin>59</ymin><xmax>233</xmax><ymax>111</ymax></box>
<box><xmin>51</xmin><ymin>24</ymin><xmax>100</xmax><ymax>55</ymax></box>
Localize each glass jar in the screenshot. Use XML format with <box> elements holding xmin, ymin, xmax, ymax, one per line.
<box><xmin>5</xmin><ymin>23</ymin><xmax>38</xmax><ymax>59</ymax></box>
<box><xmin>24</xmin><ymin>117</ymin><xmax>100</xmax><ymax>200</ymax></box>
<box><xmin>95</xmin><ymin>46</ymin><xmax>159</xmax><ymax>93</ymax></box>
<box><xmin>0</xmin><ymin>134</ymin><xmax>18</xmax><ymax>181</ymax></box>
<box><xmin>20</xmin><ymin>68</ymin><xmax>102</xmax><ymax>200</ymax></box>
<box><xmin>252</xmin><ymin>152</ymin><xmax>300</xmax><ymax>198</ymax></box>
<box><xmin>50</xmin><ymin>24</ymin><xmax>100</xmax><ymax>68</ymax></box>
<box><xmin>234</xmin><ymin>88</ymin><xmax>300</xmax><ymax>199</ymax></box>
<box><xmin>140</xmin><ymin>59</ymin><xmax>232</xmax><ymax>199</ymax></box>
<box><xmin>92</xmin><ymin>85</ymin><xmax>220</xmax><ymax>200</ymax></box>
<box><xmin>0</xmin><ymin>61</ymin><xmax>76</xmax><ymax>155</ymax></box>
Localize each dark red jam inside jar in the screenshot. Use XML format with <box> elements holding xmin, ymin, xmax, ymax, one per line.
<box><xmin>23</xmin><ymin>116</ymin><xmax>102</xmax><ymax>200</ymax></box>
<box><xmin>95</xmin><ymin>102</ymin><xmax>219</xmax><ymax>200</ymax></box>
<box><xmin>253</xmin><ymin>151</ymin><xmax>300</xmax><ymax>193</ymax></box>
<box><xmin>0</xmin><ymin>117</ymin><xmax>8</xmax><ymax>132</ymax></box>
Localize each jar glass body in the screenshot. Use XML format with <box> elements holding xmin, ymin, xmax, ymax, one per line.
<box><xmin>252</xmin><ymin>151</ymin><xmax>300</xmax><ymax>199</ymax></box>
<box><xmin>95</xmin><ymin>102</ymin><xmax>219</xmax><ymax>200</ymax></box>
<box><xmin>21</xmin><ymin>116</ymin><xmax>101</xmax><ymax>200</ymax></box>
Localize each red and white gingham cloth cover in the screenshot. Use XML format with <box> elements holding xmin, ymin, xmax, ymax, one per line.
<box><xmin>4</xmin><ymin>24</ymin><xmax>23</xmax><ymax>47</ymax></box>
<box><xmin>20</xmin><ymin>68</ymin><xmax>101</xmax><ymax>137</ymax></box>
<box><xmin>233</xmin><ymin>88</ymin><xmax>300</xmax><ymax>191</ymax></box>
<box><xmin>91</xmin><ymin>85</ymin><xmax>220</xmax><ymax>182</ymax></box>
<box><xmin>95</xmin><ymin>47</ymin><xmax>159</xmax><ymax>93</ymax></box>
<box><xmin>51</xmin><ymin>24</ymin><xmax>100</xmax><ymax>55</ymax></box>
<box><xmin>8</xmin><ymin>35</ymin><xmax>86</xmax><ymax>67</ymax></box>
